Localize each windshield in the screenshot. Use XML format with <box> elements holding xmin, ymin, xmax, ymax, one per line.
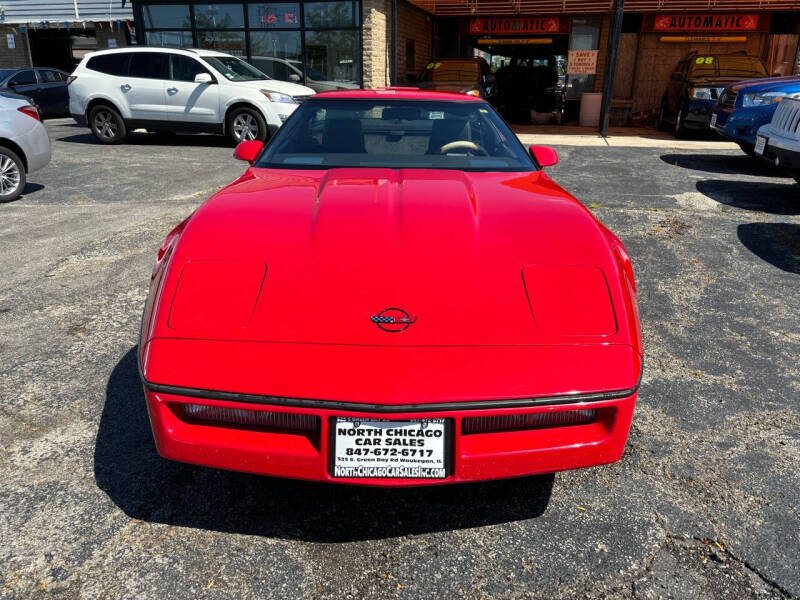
<box><xmin>689</xmin><ymin>55</ymin><xmax>767</xmax><ymax>79</ymax></box>
<box><xmin>202</xmin><ymin>56</ymin><xmax>270</xmax><ymax>81</ymax></box>
<box><xmin>256</xmin><ymin>99</ymin><xmax>535</xmax><ymax>171</ymax></box>
<box><xmin>418</xmin><ymin>61</ymin><xmax>481</xmax><ymax>83</ymax></box>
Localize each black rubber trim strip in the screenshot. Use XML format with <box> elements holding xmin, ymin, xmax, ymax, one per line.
<box><xmin>138</xmin><ymin>352</ymin><xmax>643</xmax><ymax>414</ymax></box>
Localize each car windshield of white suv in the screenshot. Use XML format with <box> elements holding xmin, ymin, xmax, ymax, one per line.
<box><xmin>257</xmin><ymin>99</ymin><xmax>535</xmax><ymax>171</ymax></box>
<box><xmin>203</xmin><ymin>56</ymin><xmax>270</xmax><ymax>81</ymax></box>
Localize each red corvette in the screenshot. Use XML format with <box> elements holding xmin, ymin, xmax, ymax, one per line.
<box><xmin>139</xmin><ymin>89</ymin><xmax>642</xmax><ymax>486</ymax></box>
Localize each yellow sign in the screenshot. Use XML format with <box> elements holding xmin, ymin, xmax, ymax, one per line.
<box><xmin>476</xmin><ymin>38</ymin><xmax>553</xmax><ymax>45</ymax></box>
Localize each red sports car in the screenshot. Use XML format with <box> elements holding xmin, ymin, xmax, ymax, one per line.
<box><xmin>139</xmin><ymin>89</ymin><xmax>642</xmax><ymax>486</ymax></box>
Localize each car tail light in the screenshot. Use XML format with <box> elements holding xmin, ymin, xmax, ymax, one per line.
<box><xmin>462</xmin><ymin>409</ymin><xmax>598</xmax><ymax>435</ymax></box>
<box><xmin>67</xmin><ymin>75</ymin><xmax>77</xmax><ymax>85</ymax></box>
<box><xmin>182</xmin><ymin>403</ymin><xmax>320</xmax><ymax>432</ymax></box>
<box><xmin>17</xmin><ymin>105</ymin><xmax>40</xmax><ymax>121</ymax></box>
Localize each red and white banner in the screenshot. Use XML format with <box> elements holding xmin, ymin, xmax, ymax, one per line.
<box><xmin>469</xmin><ymin>17</ymin><xmax>560</xmax><ymax>35</ymax></box>
<box><xmin>653</xmin><ymin>14</ymin><xmax>759</xmax><ymax>32</ymax></box>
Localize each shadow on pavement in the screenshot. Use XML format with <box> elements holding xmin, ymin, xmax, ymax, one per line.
<box><xmin>57</xmin><ymin>131</ymin><xmax>233</xmax><ymax>148</ymax></box>
<box><xmin>660</xmin><ymin>153</ymin><xmax>778</xmax><ymax>176</ymax></box>
<box><xmin>95</xmin><ymin>347</ymin><xmax>554</xmax><ymax>542</ymax></box>
<box><xmin>737</xmin><ymin>223</ymin><xmax>800</xmax><ymax>275</ymax></box>
<box><xmin>696</xmin><ymin>180</ymin><xmax>800</xmax><ymax>215</ymax></box>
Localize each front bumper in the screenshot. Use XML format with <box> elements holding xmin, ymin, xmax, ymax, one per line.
<box><xmin>710</xmin><ymin>105</ymin><xmax>776</xmax><ymax>146</ymax></box>
<box><xmin>683</xmin><ymin>99</ymin><xmax>716</xmax><ymax>129</ymax></box>
<box><xmin>144</xmin><ymin>387</ymin><xmax>637</xmax><ymax>486</ymax></box>
<box><xmin>756</xmin><ymin>129</ymin><xmax>800</xmax><ymax>176</ymax></box>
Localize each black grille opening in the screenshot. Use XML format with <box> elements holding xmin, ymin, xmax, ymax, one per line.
<box><xmin>181</xmin><ymin>403</ymin><xmax>320</xmax><ymax>433</ymax></box>
<box><xmin>462</xmin><ymin>409</ymin><xmax>599</xmax><ymax>435</ymax></box>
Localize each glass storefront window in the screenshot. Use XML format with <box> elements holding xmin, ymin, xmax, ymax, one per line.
<box><xmin>194</xmin><ymin>4</ymin><xmax>245</xmax><ymax>28</ymax></box>
<box><xmin>249</xmin><ymin>31</ymin><xmax>303</xmax><ymax>80</ymax></box>
<box><xmin>142</xmin><ymin>4</ymin><xmax>191</xmax><ymax>28</ymax></box>
<box><xmin>304</xmin><ymin>1</ymin><xmax>358</xmax><ymax>28</ymax></box>
<box><xmin>197</xmin><ymin>30</ymin><xmax>247</xmax><ymax>56</ymax></box>
<box><xmin>567</xmin><ymin>17</ymin><xmax>600</xmax><ymax>100</ymax></box>
<box><xmin>305</xmin><ymin>29</ymin><xmax>359</xmax><ymax>83</ymax></box>
<box><xmin>248</xmin><ymin>3</ymin><xmax>300</xmax><ymax>28</ymax></box>
<box><xmin>138</xmin><ymin>1</ymin><xmax>363</xmax><ymax>86</ymax></box>
<box><xmin>145</xmin><ymin>30</ymin><xmax>194</xmax><ymax>47</ymax></box>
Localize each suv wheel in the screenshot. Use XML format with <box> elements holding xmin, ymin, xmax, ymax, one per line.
<box><xmin>738</xmin><ymin>142</ymin><xmax>756</xmax><ymax>157</ymax></box>
<box><xmin>657</xmin><ymin>98</ymin><xmax>669</xmax><ymax>132</ymax></box>
<box><xmin>89</xmin><ymin>105</ymin><xmax>127</xmax><ymax>144</ymax></box>
<box><xmin>227</xmin><ymin>107</ymin><xmax>267</xmax><ymax>145</ymax></box>
<box><xmin>674</xmin><ymin>107</ymin><xmax>687</xmax><ymax>139</ymax></box>
<box><xmin>0</xmin><ymin>147</ymin><xmax>26</xmax><ymax>202</ymax></box>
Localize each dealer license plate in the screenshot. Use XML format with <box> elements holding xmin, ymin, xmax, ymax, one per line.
<box><xmin>331</xmin><ymin>418</ymin><xmax>449</xmax><ymax>479</ymax></box>
<box><xmin>755</xmin><ymin>135</ymin><xmax>767</xmax><ymax>155</ymax></box>
<box><xmin>710</xmin><ymin>113</ymin><xmax>718</xmax><ymax>128</ymax></box>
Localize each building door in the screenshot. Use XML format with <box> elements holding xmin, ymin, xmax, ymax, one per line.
<box><xmin>768</xmin><ymin>34</ymin><xmax>799</xmax><ymax>76</ymax></box>
<box><xmin>28</xmin><ymin>30</ymin><xmax>75</xmax><ymax>71</ymax></box>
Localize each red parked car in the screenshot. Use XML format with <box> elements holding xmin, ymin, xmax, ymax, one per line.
<box><xmin>139</xmin><ymin>89</ymin><xmax>642</xmax><ymax>486</ymax></box>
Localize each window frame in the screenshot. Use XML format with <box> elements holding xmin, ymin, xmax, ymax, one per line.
<box><xmin>135</xmin><ymin>0</ymin><xmax>363</xmax><ymax>87</ymax></box>
<box><xmin>8</xmin><ymin>69</ymin><xmax>39</xmax><ymax>87</ymax></box>
<box><xmin>129</xmin><ymin>51</ymin><xmax>171</xmax><ymax>80</ymax></box>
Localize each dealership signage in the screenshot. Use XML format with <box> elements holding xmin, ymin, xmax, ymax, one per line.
<box><xmin>653</xmin><ymin>14</ymin><xmax>759</xmax><ymax>32</ymax></box>
<box><xmin>566</xmin><ymin>50</ymin><xmax>598</xmax><ymax>75</ymax></box>
<box><xmin>469</xmin><ymin>17</ymin><xmax>560</xmax><ymax>35</ymax></box>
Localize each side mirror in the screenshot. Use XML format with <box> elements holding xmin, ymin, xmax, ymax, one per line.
<box><xmin>530</xmin><ymin>145</ymin><xmax>558</xmax><ymax>168</ymax></box>
<box><xmin>233</xmin><ymin>140</ymin><xmax>264</xmax><ymax>164</ymax></box>
<box><xmin>194</xmin><ymin>72</ymin><xmax>213</xmax><ymax>84</ymax></box>
<box><xmin>288</xmin><ymin>73</ymin><xmax>301</xmax><ymax>82</ymax></box>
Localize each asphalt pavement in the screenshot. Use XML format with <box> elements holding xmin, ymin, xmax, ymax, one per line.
<box><xmin>1</xmin><ymin>119</ymin><xmax>798</xmax><ymax>599</ymax></box>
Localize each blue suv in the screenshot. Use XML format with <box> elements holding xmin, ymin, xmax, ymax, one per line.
<box><xmin>710</xmin><ymin>75</ymin><xmax>800</xmax><ymax>155</ymax></box>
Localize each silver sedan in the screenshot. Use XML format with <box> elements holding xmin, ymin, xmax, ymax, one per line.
<box><xmin>0</xmin><ymin>90</ymin><xmax>51</xmax><ymax>201</ymax></box>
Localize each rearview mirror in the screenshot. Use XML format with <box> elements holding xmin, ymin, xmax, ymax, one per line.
<box><xmin>233</xmin><ymin>140</ymin><xmax>263</xmax><ymax>164</ymax></box>
<box><xmin>530</xmin><ymin>145</ymin><xmax>558</xmax><ymax>168</ymax></box>
<box><xmin>194</xmin><ymin>72</ymin><xmax>213</xmax><ymax>84</ymax></box>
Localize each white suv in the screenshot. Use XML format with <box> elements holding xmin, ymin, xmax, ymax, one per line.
<box><xmin>68</xmin><ymin>47</ymin><xmax>315</xmax><ymax>145</ymax></box>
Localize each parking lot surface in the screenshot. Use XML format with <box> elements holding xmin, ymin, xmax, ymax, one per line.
<box><xmin>1</xmin><ymin>120</ymin><xmax>799</xmax><ymax>599</ymax></box>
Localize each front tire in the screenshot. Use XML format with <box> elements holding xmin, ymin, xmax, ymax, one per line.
<box><xmin>89</xmin><ymin>105</ymin><xmax>127</xmax><ymax>144</ymax></box>
<box><xmin>674</xmin><ymin>107</ymin><xmax>687</xmax><ymax>139</ymax></box>
<box><xmin>227</xmin><ymin>107</ymin><xmax>267</xmax><ymax>145</ymax></box>
<box><xmin>657</xmin><ymin>98</ymin><xmax>670</xmax><ymax>132</ymax></box>
<box><xmin>0</xmin><ymin>147</ymin><xmax>26</xmax><ymax>202</ymax></box>
<box><xmin>738</xmin><ymin>142</ymin><xmax>756</xmax><ymax>157</ymax></box>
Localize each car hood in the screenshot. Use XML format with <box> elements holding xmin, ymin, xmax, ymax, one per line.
<box><xmin>688</xmin><ymin>76</ymin><xmax>759</xmax><ymax>87</ymax></box>
<box><xmin>149</xmin><ymin>168</ymin><xmax>635</xmax><ymax>351</ymax></box>
<box><xmin>726</xmin><ymin>75</ymin><xmax>800</xmax><ymax>93</ymax></box>
<box><xmin>312</xmin><ymin>80</ymin><xmax>360</xmax><ymax>90</ymax></box>
<box><xmin>231</xmin><ymin>78</ymin><xmax>315</xmax><ymax>97</ymax></box>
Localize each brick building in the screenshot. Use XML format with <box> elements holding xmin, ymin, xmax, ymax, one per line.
<box><xmin>0</xmin><ymin>0</ymin><xmax>132</xmax><ymax>70</ymax></box>
<box><xmin>128</xmin><ymin>0</ymin><xmax>800</xmax><ymax>125</ymax></box>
